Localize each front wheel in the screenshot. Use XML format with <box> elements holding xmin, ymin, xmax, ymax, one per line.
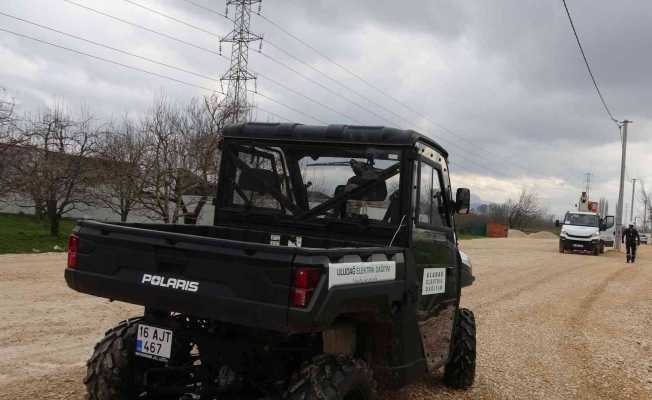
<box><xmin>559</xmin><ymin>241</ymin><xmax>565</xmax><ymax>253</ymax></box>
<box><xmin>285</xmin><ymin>354</ymin><xmax>378</xmax><ymax>400</ymax></box>
<box><xmin>443</xmin><ymin>308</ymin><xmax>476</xmax><ymax>389</ymax></box>
<box><xmin>592</xmin><ymin>245</ymin><xmax>600</xmax><ymax>256</ymax></box>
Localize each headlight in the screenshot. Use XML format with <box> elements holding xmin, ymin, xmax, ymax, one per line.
<box><xmin>592</xmin><ymin>232</ymin><xmax>600</xmax><ymax>238</ymax></box>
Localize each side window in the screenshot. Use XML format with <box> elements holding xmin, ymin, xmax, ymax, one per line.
<box><xmin>417</xmin><ymin>161</ymin><xmax>449</xmax><ymax>227</ymax></box>
<box><xmin>231</xmin><ymin>146</ymin><xmax>292</xmax><ymax>213</ymax></box>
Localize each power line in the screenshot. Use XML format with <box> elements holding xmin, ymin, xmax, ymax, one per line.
<box><xmin>59</xmin><ymin>0</ymin><xmax>359</xmax><ymax>122</ymax></box>
<box><xmin>251</xmin><ymin>90</ymin><xmax>327</xmax><ymax>124</ymax></box>
<box><xmin>256</xmin><ymin>72</ymin><xmax>361</xmax><ymax>123</ymax></box>
<box><xmin>0</xmin><ymin>11</ymin><xmax>217</xmax><ymax>83</ymax></box>
<box><xmin>123</xmin><ymin>0</ymin><xmax>222</xmax><ymax>38</ymax></box>
<box><xmin>0</xmin><ymin>26</ymin><xmax>308</xmax><ymax>124</ymax></box>
<box><xmin>255</xmin><ymin>51</ymin><xmax>394</xmax><ymax>124</ymax></box>
<box><xmin>561</xmin><ymin>0</ymin><xmax>619</xmax><ymax>126</ymax></box>
<box><xmin>105</xmin><ymin>0</ymin><xmax>538</xmax><ymax>178</ymax></box>
<box><xmin>181</xmin><ymin>0</ymin><xmax>229</xmax><ymax>19</ymax></box>
<box><xmin>113</xmin><ymin>0</ymin><xmax>394</xmax><ymax>124</ymax></box>
<box><xmin>251</xmin><ymin>10</ymin><xmax>558</xmax><ymax>168</ymax></box>
<box><xmin>62</xmin><ymin>0</ymin><xmax>222</xmax><ymax>57</ymax></box>
<box><xmin>0</xmin><ymin>27</ymin><xmax>217</xmax><ymax>92</ymax></box>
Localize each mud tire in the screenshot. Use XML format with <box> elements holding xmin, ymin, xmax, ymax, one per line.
<box><xmin>285</xmin><ymin>354</ymin><xmax>378</xmax><ymax>400</ymax></box>
<box><xmin>443</xmin><ymin>308</ymin><xmax>476</xmax><ymax>389</ymax></box>
<box><xmin>559</xmin><ymin>241</ymin><xmax>565</xmax><ymax>253</ymax></box>
<box><xmin>84</xmin><ymin>317</ymin><xmax>143</xmax><ymax>400</ymax></box>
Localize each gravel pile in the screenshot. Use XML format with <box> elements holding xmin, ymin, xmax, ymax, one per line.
<box><xmin>507</xmin><ymin>229</ymin><xmax>527</xmax><ymax>238</ymax></box>
<box><xmin>528</xmin><ymin>231</ymin><xmax>558</xmax><ymax>239</ymax></box>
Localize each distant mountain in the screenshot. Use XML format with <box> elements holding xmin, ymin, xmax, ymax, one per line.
<box><xmin>470</xmin><ymin>193</ymin><xmax>487</xmax><ymax>209</ymax></box>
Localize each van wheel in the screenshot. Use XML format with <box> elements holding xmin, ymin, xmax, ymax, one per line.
<box><xmin>443</xmin><ymin>308</ymin><xmax>476</xmax><ymax>389</ymax></box>
<box><xmin>559</xmin><ymin>241</ymin><xmax>565</xmax><ymax>253</ymax></box>
<box><xmin>593</xmin><ymin>245</ymin><xmax>600</xmax><ymax>256</ymax></box>
<box><xmin>84</xmin><ymin>318</ymin><xmax>146</xmax><ymax>400</ymax></box>
<box><xmin>599</xmin><ymin>242</ymin><xmax>605</xmax><ymax>254</ymax></box>
<box><xmin>286</xmin><ymin>354</ymin><xmax>378</xmax><ymax>400</ymax></box>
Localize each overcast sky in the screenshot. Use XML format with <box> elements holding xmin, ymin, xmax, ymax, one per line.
<box><xmin>1</xmin><ymin>0</ymin><xmax>651</xmax><ymax>219</ymax></box>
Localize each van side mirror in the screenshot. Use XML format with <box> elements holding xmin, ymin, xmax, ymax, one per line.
<box><xmin>455</xmin><ymin>188</ymin><xmax>471</xmax><ymax>214</ymax></box>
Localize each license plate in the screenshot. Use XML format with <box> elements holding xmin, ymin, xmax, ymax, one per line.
<box><xmin>135</xmin><ymin>324</ymin><xmax>173</xmax><ymax>361</ymax></box>
<box><xmin>572</xmin><ymin>244</ymin><xmax>584</xmax><ymax>248</ymax></box>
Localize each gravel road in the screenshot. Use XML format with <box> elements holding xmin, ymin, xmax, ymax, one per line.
<box><xmin>1</xmin><ymin>238</ymin><xmax>650</xmax><ymax>399</ymax></box>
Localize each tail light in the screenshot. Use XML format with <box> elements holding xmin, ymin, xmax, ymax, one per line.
<box><xmin>67</xmin><ymin>234</ymin><xmax>79</xmax><ymax>268</ymax></box>
<box><xmin>291</xmin><ymin>267</ymin><xmax>321</xmax><ymax>308</ymax></box>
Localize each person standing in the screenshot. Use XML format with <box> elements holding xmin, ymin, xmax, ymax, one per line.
<box><xmin>622</xmin><ymin>224</ymin><xmax>641</xmax><ymax>263</ymax></box>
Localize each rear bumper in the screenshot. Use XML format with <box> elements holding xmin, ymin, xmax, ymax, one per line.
<box><xmin>65</xmin><ymin>268</ymin><xmax>289</xmax><ymax>332</ymax></box>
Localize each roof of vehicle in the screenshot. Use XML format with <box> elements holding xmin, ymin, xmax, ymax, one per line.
<box><xmin>566</xmin><ymin>211</ymin><xmax>599</xmax><ymax>215</ymax></box>
<box><xmin>223</xmin><ymin>123</ymin><xmax>448</xmax><ymax>157</ymax></box>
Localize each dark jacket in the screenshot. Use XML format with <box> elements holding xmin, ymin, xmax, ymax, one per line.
<box><xmin>622</xmin><ymin>227</ymin><xmax>641</xmax><ymax>245</ymax></box>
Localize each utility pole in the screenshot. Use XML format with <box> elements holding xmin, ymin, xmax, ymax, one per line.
<box><xmin>220</xmin><ymin>0</ymin><xmax>263</xmax><ymax>123</ymax></box>
<box><xmin>629</xmin><ymin>178</ymin><xmax>637</xmax><ymax>223</ymax></box>
<box><xmin>614</xmin><ymin>120</ymin><xmax>631</xmax><ymax>250</ymax></box>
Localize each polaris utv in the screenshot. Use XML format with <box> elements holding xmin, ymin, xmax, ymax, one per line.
<box><xmin>65</xmin><ymin>123</ymin><xmax>476</xmax><ymax>400</ymax></box>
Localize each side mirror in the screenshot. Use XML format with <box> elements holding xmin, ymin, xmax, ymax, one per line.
<box><xmin>555</xmin><ymin>219</ymin><xmax>560</xmax><ymax>227</ymax></box>
<box><xmin>455</xmin><ymin>188</ymin><xmax>471</xmax><ymax>214</ymax></box>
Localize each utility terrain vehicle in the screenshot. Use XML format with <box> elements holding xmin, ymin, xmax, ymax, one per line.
<box><xmin>65</xmin><ymin>123</ymin><xmax>476</xmax><ymax>400</ymax></box>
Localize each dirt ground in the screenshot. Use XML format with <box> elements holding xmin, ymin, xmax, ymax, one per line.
<box><xmin>1</xmin><ymin>238</ymin><xmax>651</xmax><ymax>400</ymax></box>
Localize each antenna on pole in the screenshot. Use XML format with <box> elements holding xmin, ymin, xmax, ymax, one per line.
<box><xmin>220</xmin><ymin>0</ymin><xmax>263</xmax><ymax>123</ymax></box>
<box><xmin>584</xmin><ymin>172</ymin><xmax>592</xmax><ymax>198</ymax></box>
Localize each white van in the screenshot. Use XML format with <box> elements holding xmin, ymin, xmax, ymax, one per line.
<box><xmin>558</xmin><ymin>211</ymin><xmax>606</xmax><ymax>255</ymax></box>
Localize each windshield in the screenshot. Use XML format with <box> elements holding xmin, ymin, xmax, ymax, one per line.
<box><xmin>219</xmin><ymin>141</ymin><xmax>402</xmax><ymax>225</ymax></box>
<box><xmin>564</xmin><ymin>212</ymin><xmax>599</xmax><ymax>227</ymax></box>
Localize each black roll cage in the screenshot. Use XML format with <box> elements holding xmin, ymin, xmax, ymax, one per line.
<box><xmin>215</xmin><ymin>138</ymin><xmax>455</xmax><ymax>247</ymax></box>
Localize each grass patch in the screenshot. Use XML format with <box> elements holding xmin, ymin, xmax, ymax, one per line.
<box><xmin>458</xmin><ymin>233</ymin><xmax>486</xmax><ymax>240</ymax></box>
<box><xmin>0</xmin><ymin>213</ymin><xmax>75</xmax><ymax>254</ymax></box>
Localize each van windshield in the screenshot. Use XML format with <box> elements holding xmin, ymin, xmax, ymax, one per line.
<box><xmin>564</xmin><ymin>213</ymin><xmax>599</xmax><ymax>227</ymax></box>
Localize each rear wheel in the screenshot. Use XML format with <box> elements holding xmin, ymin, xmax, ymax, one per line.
<box><xmin>443</xmin><ymin>308</ymin><xmax>476</xmax><ymax>389</ymax></box>
<box><xmin>84</xmin><ymin>318</ymin><xmax>145</xmax><ymax>400</ymax></box>
<box><xmin>285</xmin><ymin>354</ymin><xmax>378</xmax><ymax>400</ymax></box>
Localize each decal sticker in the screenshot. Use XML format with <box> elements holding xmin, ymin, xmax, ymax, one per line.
<box><xmin>270</xmin><ymin>234</ymin><xmax>281</xmax><ymax>246</ymax></box>
<box><xmin>422</xmin><ymin>268</ymin><xmax>446</xmax><ymax>295</ymax></box>
<box><xmin>141</xmin><ymin>274</ymin><xmax>199</xmax><ymax>293</ymax></box>
<box><xmin>287</xmin><ymin>236</ymin><xmax>302</xmax><ymax>248</ymax></box>
<box><xmin>328</xmin><ymin>261</ymin><xmax>396</xmax><ymax>289</ymax></box>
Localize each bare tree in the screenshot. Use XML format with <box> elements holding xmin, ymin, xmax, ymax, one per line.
<box><xmin>0</xmin><ymin>88</ymin><xmax>21</xmax><ymax>185</ymax></box>
<box><xmin>477</xmin><ymin>189</ymin><xmax>546</xmax><ymax>230</ymax></box>
<box><xmin>174</xmin><ymin>97</ymin><xmax>225</xmax><ymax>224</ymax></box>
<box><xmin>507</xmin><ymin>189</ymin><xmax>543</xmax><ymax>229</ymax></box>
<box><xmin>140</xmin><ymin>95</ymin><xmax>226</xmax><ymax>224</ymax></box>
<box><xmin>94</xmin><ymin>116</ymin><xmax>147</xmax><ymax>222</ymax></box>
<box><xmin>4</xmin><ymin>103</ymin><xmax>99</xmax><ymax>236</ymax></box>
